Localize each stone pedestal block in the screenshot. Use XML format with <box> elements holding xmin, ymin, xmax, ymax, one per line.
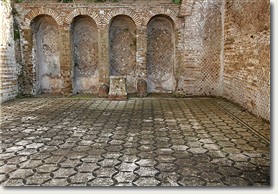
<box><xmin>108</xmin><ymin>76</ymin><xmax>127</xmax><ymax>100</ymax></box>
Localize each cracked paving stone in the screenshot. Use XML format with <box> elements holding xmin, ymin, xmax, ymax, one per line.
<box><xmin>3</xmin><ymin>178</ymin><xmax>24</xmax><ymax>186</ymax></box>
<box><xmin>42</xmin><ymin>178</ymin><xmax>69</xmax><ymax>186</ymax></box>
<box><xmin>52</xmin><ymin>168</ymin><xmax>76</xmax><ymax>178</ymax></box>
<box><xmin>228</xmin><ymin>153</ymin><xmax>250</xmax><ymax>162</ymax></box>
<box><xmin>134</xmin><ymin>177</ymin><xmax>160</xmax><ymax>186</ymax></box>
<box><xmin>25</xmin><ymin>173</ymin><xmax>52</xmax><ymax>185</ymax></box>
<box><xmin>218</xmin><ymin>166</ymin><xmax>241</xmax><ymax>177</ymax></box>
<box><xmin>135</xmin><ymin>159</ymin><xmax>156</xmax><ymax>167</ymax></box>
<box><xmin>156</xmin><ymin>163</ymin><xmax>176</xmax><ymax>172</ymax></box>
<box><xmin>155</xmin><ymin>149</ymin><xmax>174</xmax><ymax>155</ymax></box>
<box><xmin>138</xmin><ymin>145</ymin><xmax>155</xmax><ymax>152</ymax></box>
<box><xmin>121</xmin><ymin>154</ymin><xmax>139</xmax><ymax>163</ymax></box>
<box><xmin>5</xmin><ymin>146</ymin><xmax>25</xmax><ymax>153</ymax></box>
<box><xmin>206</xmin><ymin>150</ymin><xmax>227</xmax><ymax>158</ymax></box>
<box><xmin>156</xmin><ymin>155</ymin><xmax>175</xmax><ymax>163</ymax></box>
<box><xmin>26</xmin><ymin>143</ymin><xmax>44</xmax><ymax>149</ymax></box>
<box><xmin>203</xmin><ymin>144</ymin><xmax>221</xmax><ymax>151</ymax></box>
<box><xmin>223</xmin><ymin>177</ymin><xmax>252</xmax><ymax>186</ymax></box>
<box><xmin>157</xmin><ymin>172</ymin><xmax>179</xmax><ymax>186</ymax></box>
<box><xmin>0</xmin><ymin>174</ymin><xmax>8</xmax><ymax>183</ymax></box>
<box><xmin>171</xmin><ymin>145</ymin><xmax>189</xmax><ymax>151</ymax></box>
<box><xmin>175</xmin><ymin>158</ymin><xmax>195</xmax><ymax>167</ymax></box>
<box><xmin>88</xmin><ymin>177</ymin><xmax>114</xmax><ymax>186</ymax></box>
<box><xmin>81</xmin><ymin>155</ymin><xmax>103</xmax><ymax>163</ymax></box>
<box><xmin>188</xmin><ymin>147</ymin><xmax>207</xmax><ymax>154</ymax></box>
<box><xmin>19</xmin><ymin>159</ymin><xmax>44</xmax><ymax>169</ymax></box>
<box><xmin>68</xmin><ymin>172</ymin><xmax>95</xmax><ymax>183</ymax></box>
<box><xmin>200</xmin><ymin>172</ymin><xmax>224</xmax><ymax>183</ymax></box>
<box><xmin>249</xmin><ymin>158</ymin><xmax>270</xmax><ymax>167</ymax></box>
<box><xmin>8</xmin><ymin>168</ymin><xmax>34</xmax><ymax>179</ymax></box>
<box><xmin>114</xmin><ymin>171</ymin><xmax>137</xmax><ymax>183</ymax></box>
<box><xmin>233</xmin><ymin>162</ymin><xmax>257</xmax><ymax>171</ymax></box>
<box><xmin>222</xmin><ymin>147</ymin><xmax>241</xmax><ymax>154</ymax></box>
<box><xmin>98</xmin><ymin>159</ymin><xmax>121</xmax><ymax>167</ymax></box>
<box><xmin>118</xmin><ymin>162</ymin><xmax>138</xmax><ymax>172</ymax></box>
<box><xmin>44</xmin><ymin>156</ymin><xmax>66</xmax><ymax>164</ymax></box>
<box><xmin>102</xmin><ymin>152</ymin><xmax>122</xmax><ymax>159</ymax></box>
<box><xmin>178</xmin><ymin>167</ymin><xmax>199</xmax><ymax>176</ymax></box>
<box><xmin>137</xmin><ymin>152</ymin><xmax>155</xmax><ymax>159</ymax></box>
<box><xmin>36</xmin><ymin>164</ymin><xmax>59</xmax><ymax>174</ymax></box>
<box><xmin>59</xmin><ymin>159</ymin><xmax>82</xmax><ymax>168</ymax></box>
<box><xmin>211</xmin><ymin>158</ymin><xmax>234</xmax><ymax>166</ymax></box>
<box><xmin>1</xmin><ymin>164</ymin><xmax>17</xmax><ymax>174</ymax></box>
<box><xmin>76</xmin><ymin>162</ymin><xmax>100</xmax><ymax>172</ymax></box>
<box><xmin>65</xmin><ymin>152</ymin><xmax>87</xmax><ymax>160</ymax></box>
<box><xmin>242</xmin><ymin>171</ymin><xmax>270</xmax><ymax>184</ymax></box>
<box><xmin>94</xmin><ymin>167</ymin><xmax>117</xmax><ymax>178</ymax></box>
<box><xmin>178</xmin><ymin>176</ymin><xmax>206</xmax><ymax>186</ymax></box>
<box><xmin>16</xmin><ymin>148</ymin><xmax>38</xmax><ymax>156</ymax></box>
<box><xmin>195</xmin><ymin>163</ymin><xmax>218</xmax><ymax>172</ymax></box>
<box><xmin>135</xmin><ymin>167</ymin><xmax>158</xmax><ymax>177</ymax></box>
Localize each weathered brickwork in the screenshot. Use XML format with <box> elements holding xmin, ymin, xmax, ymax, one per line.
<box><xmin>0</xmin><ymin>0</ymin><xmax>18</xmax><ymax>103</ymax></box>
<box><xmin>0</xmin><ymin>0</ymin><xmax>270</xmax><ymax>121</ymax></box>
<box><xmin>12</xmin><ymin>0</ymin><xmax>223</xmax><ymax>97</ymax></box>
<box><xmin>223</xmin><ymin>0</ymin><xmax>270</xmax><ymax>120</ymax></box>
<box><xmin>176</xmin><ymin>0</ymin><xmax>223</xmax><ymax>96</ymax></box>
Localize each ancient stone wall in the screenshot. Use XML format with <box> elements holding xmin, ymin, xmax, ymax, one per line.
<box><xmin>0</xmin><ymin>0</ymin><xmax>18</xmax><ymax>103</ymax></box>
<box><xmin>223</xmin><ymin>0</ymin><xmax>270</xmax><ymax>120</ymax></box>
<box><xmin>2</xmin><ymin>0</ymin><xmax>270</xmax><ymax>120</ymax></box>
<box><xmin>13</xmin><ymin>0</ymin><xmax>222</xmax><ymax>97</ymax></box>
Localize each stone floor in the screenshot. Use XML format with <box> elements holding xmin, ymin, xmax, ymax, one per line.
<box><xmin>0</xmin><ymin>97</ymin><xmax>270</xmax><ymax>186</ymax></box>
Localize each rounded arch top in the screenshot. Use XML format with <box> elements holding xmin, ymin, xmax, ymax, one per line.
<box><xmin>65</xmin><ymin>8</ymin><xmax>101</xmax><ymax>28</ymax></box>
<box><xmin>109</xmin><ymin>14</ymin><xmax>136</xmax><ymax>28</ymax></box>
<box><xmin>25</xmin><ymin>7</ymin><xmax>63</xmax><ymax>26</ymax></box>
<box><xmin>104</xmin><ymin>8</ymin><xmax>141</xmax><ymax>28</ymax></box>
<box><xmin>143</xmin><ymin>8</ymin><xmax>181</xmax><ymax>29</ymax></box>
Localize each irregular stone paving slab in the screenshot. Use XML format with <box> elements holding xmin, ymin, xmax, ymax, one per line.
<box><xmin>0</xmin><ymin>97</ymin><xmax>270</xmax><ymax>186</ymax></box>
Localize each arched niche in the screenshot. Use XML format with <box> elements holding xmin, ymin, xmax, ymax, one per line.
<box><xmin>147</xmin><ymin>15</ymin><xmax>175</xmax><ymax>93</ymax></box>
<box><xmin>109</xmin><ymin>15</ymin><xmax>137</xmax><ymax>93</ymax></box>
<box><xmin>31</xmin><ymin>14</ymin><xmax>61</xmax><ymax>94</ymax></box>
<box><xmin>71</xmin><ymin>15</ymin><xmax>99</xmax><ymax>94</ymax></box>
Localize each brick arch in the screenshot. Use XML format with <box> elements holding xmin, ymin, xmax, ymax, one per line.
<box><xmin>143</xmin><ymin>8</ymin><xmax>181</xmax><ymax>28</ymax></box>
<box><xmin>64</xmin><ymin>8</ymin><xmax>101</xmax><ymax>27</ymax></box>
<box><xmin>104</xmin><ymin>8</ymin><xmax>141</xmax><ymax>28</ymax></box>
<box><xmin>25</xmin><ymin>7</ymin><xmax>63</xmax><ymax>26</ymax></box>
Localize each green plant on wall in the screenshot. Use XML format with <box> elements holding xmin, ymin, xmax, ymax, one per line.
<box><xmin>14</xmin><ymin>29</ymin><xmax>20</xmax><ymax>40</ymax></box>
<box><xmin>172</xmin><ymin>0</ymin><xmax>181</xmax><ymax>4</ymax></box>
<box><xmin>15</xmin><ymin>0</ymin><xmax>24</xmax><ymax>3</ymax></box>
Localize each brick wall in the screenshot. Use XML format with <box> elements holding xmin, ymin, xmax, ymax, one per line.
<box><xmin>0</xmin><ymin>0</ymin><xmax>18</xmax><ymax>103</ymax></box>
<box><xmin>13</xmin><ymin>0</ymin><xmax>223</xmax><ymax>97</ymax></box>
<box><xmin>1</xmin><ymin>0</ymin><xmax>270</xmax><ymax>121</ymax></box>
<box><xmin>223</xmin><ymin>0</ymin><xmax>270</xmax><ymax>120</ymax></box>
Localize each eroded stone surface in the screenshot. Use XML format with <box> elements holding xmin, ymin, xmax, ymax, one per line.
<box><xmin>0</xmin><ymin>97</ymin><xmax>270</xmax><ymax>186</ymax></box>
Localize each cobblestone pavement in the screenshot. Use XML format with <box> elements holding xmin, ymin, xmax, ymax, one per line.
<box><xmin>0</xmin><ymin>97</ymin><xmax>270</xmax><ymax>186</ymax></box>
